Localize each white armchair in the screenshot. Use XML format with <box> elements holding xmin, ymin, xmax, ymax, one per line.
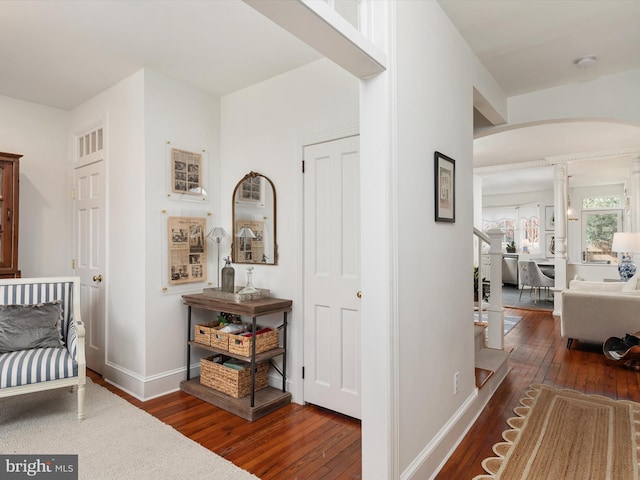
<box><xmin>0</xmin><ymin>277</ymin><xmax>86</xmax><ymax>419</ymax></box>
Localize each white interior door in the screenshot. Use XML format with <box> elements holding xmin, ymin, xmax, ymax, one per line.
<box><xmin>73</xmin><ymin>142</ymin><xmax>106</xmax><ymax>374</ymax></box>
<box><xmin>303</xmin><ymin>135</ymin><xmax>361</xmax><ymax>419</ymax></box>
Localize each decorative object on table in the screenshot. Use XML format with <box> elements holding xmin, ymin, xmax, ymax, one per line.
<box><xmin>203</xmin><ymin>285</ymin><xmax>270</xmax><ymax>302</ymax></box>
<box><xmin>434</xmin><ymin>151</ymin><xmax>455</xmax><ymax>223</ymax></box>
<box><xmin>505</xmin><ymin>240</ymin><xmax>516</xmax><ymax>253</ymax></box>
<box><xmin>238</xmin><ymin>266</ymin><xmax>258</xmax><ymax>295</ymax></box>
<box><xmin>612</xmin><ymin>232</ymin><xmax>640</xmax><ymax>281</ymax></box>
<box><xmin>207</xmin><ymin>227</ymin><xmax>229</xmax><ymax>288</ymax></box>
<box><xmin>221</xmin><ymin>257</ymin><xmax>235</xmax><ymax>293</ymax></box>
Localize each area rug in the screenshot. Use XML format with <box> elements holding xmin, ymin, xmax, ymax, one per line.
<box><xmin>0</xmin><ymin>379</ymin><xmax>260</xmax><ymax>480</ymax></box>
<box><xmin>474</xmin><ymin>384</ymin><xmax>640</xmax><ymax>479</ymax></box>
<box><xmin>474</xmin><ymin>314</ymin><xmax>522</xmax><ymax>335</ymax></box>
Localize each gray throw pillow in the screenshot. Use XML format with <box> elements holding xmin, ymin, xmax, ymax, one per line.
<box><xmin>0</xmin><ymin>301</ymin><xmax>64</xmax><ymax>354</ymax></box>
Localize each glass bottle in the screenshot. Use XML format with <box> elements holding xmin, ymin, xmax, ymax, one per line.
<box><xmin>238</xmin><ymin>266</ymin><xmax>258</xmax><ymax>294</ymax></box>
<box><xmin>221</xmin><ymin>257</ymin><xmax>235</xmax><ymax>293</ymax></box>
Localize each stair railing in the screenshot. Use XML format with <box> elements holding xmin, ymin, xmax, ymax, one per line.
<box><xmin>473</xmin><ymin>227</ymin><xmax>506</xmax><ymax>350</ymax></box>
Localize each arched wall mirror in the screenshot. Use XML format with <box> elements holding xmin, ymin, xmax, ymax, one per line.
<box><xmin>231</xmin><ymin>172</ymin><xmax>277</xmax><ymax>265</ymax></box>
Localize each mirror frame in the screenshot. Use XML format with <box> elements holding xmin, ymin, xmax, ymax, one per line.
<box><xmin>231</xmin><ymin>171</ymin><xmax>277</xmax><ymax>265</ymax></box>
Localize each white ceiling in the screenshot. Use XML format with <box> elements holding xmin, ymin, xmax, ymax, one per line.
<box><xmin>438</xmin><ymin>0</ymin><xmax>640</xmax><ymax>195</ymax></box>
<box><xmin>0</xmin><ymin>1</ymin><xmax>321</xmax><ymax>110</ymax></box>
<box><xmin>1</xmin><ymin>0</ymin><xmax>638</xmax><ymax>195</ymax></box>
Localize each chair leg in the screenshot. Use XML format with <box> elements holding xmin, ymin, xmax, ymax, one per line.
<box><xmin>77</xmin><ymin>383</ymin><xmax>85</xmax><ymax>420</ymax></box>
<box><xmin>519</xmin><ymin>286</ymin><xmax>524</xmax><ymax>300</ymax></box>
<box><xmin>567</xmin><ymin>338</ymin><xmax>574</xmax><ymax>349</ymax></box>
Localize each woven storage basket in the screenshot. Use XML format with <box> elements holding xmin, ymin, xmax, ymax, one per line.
<box><xmin>194</xmin><ymin>321</ymin><xmax>220</xmax><ymax>346</ymax></box>
<box><xmin>200</xmin><ymin>355</ymin><xmax>269</xmax><ymax>398</ymax></box>
<box><xmin>210</xmin><ymin>327</ymin><xmax>230</xmax><ymax>351</ymax></box>
<box><xmin>229</xmin><ymin>328</ymin><xmax>279</xmax><ymax>356</ymax></box>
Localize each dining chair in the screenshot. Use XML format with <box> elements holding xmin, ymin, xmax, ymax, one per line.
<box><xmin>527</xmin><ymin>261</ymin><xmax>554</xmax><ymax>302</ymax></box>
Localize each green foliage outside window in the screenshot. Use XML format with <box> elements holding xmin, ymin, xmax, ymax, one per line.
<box><xmin>583</xmin><ymin>196</ymin><xmax>622</xmax><ymax>209</ymax></box>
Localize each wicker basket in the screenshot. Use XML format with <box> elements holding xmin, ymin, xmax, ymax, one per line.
<box><xmin>228</xmin><ymin>328</ymin><xmax>279</xmax><ymax>356</ymax></box>
<box><xmin>194</xmin><ymin>321</ymin><xmax>220</xmax><ymax>346</ymax></box>
<box><xmin>200</xmin><ymin>355</ymin><xmax>269</xmax><ymax>398</ymax></box>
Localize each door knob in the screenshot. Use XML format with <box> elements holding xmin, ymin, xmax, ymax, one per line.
<box><xmin>92</xmin><ymin>275</ymin><xmax>103</xmax><ymax>282</ymax></box>
<box><xmin>357</xmin><ymin>290</ymin><xmax>362</xmax><ymax>298</ymax></box>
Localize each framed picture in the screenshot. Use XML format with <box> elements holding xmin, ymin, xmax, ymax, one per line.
<box><xmin>168</xmin><ymin>216</ymin><xmax>207</xmax><ymax>285</ymax></box>
<box><xmin>434</xmin><ymin>151</ymin><xmax>455</xmax><ymax>223</ymax></box>
<box><xmin>171</xmin><ymin>148</ymin><xmax>201</xmax><ymax>196</ymax></box>
<box><xmin>545</xmin><ymin>233</ymin><xmax>556</xmax><ymax>258</ymax></box>
<box><xmin>545</xmin><ymin>205</ymin><xmax>555</xmax><ymax>231</ymax></box>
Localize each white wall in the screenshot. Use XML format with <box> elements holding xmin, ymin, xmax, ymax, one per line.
<box><xmin>71</xmin><ymin>70</ymin><xmax>221</xmax><ymax>399</ymax></box>
<box><xmin>0</xmin><ymin>95</ymin><xmax>70</xmax><ymax>277</ymax></box>
<box><xmin>70</xmin><ymin>71</ymin><xmax>147</xmax><ymax>396</ymax></box>
<box><xmin>386</xmin><ymin>2</ymin><xmax>506</xmax><ymax>477</ymax></box>
<box><xmin>143</xmin><ymin>70</ymin><xmax>220</xmax><ymax>397</ymax></box>
<box><xmin>220</xmin><ymin>58</ymin><xmax>359</xmax><ymax>402</ymax></box>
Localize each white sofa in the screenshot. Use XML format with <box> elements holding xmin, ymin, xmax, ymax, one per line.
<box><xmin>560</xmin><ymin>274</ymin><xmax>640</xmax><ymax>348</ymax></box>
<box><xmin>0</xmin><ymin>277</ymin><xmax>86</xmax><ymax>419</ymax></box>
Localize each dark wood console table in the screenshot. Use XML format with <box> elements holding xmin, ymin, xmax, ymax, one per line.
<box><xmin>180</xmin><ymin>293</ymin><xmax>292</xmax><ymax>421</ymax></box>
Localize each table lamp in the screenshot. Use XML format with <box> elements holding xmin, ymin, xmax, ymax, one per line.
<box><xmin>612</xmin><ymin>232</ymin><xmax>640</xmax><ymax>281</ymax></box>
<box><xmin>206</xmin><ymin>227</ymin><xmax>229</xmax><ymax>288</ymax></box>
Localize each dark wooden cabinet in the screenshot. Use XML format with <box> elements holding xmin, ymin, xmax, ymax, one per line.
<box><xmin>0</xmin><ymin>152</ymin><xmax>21</xmax><ymax>279</ymax></box>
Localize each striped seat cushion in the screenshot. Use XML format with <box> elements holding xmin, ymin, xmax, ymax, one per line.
<box><xmin>0</xmin><ymin>346</ymin><xmax>77</xmax><ymax>388</ymax></box>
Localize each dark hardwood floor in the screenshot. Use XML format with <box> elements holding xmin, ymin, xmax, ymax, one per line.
<box><xmin>90</xmin><ymin>307</ymin><xmax>639</xmax><ymax>479</ymax></box>
<box><xmin>437</xmin><ymin>307</ymin><xmax>640</xmax><ymax>479</ymax></box>
<box><xmin>88</xmin><ymin>371</ymin><xmax>362</xmax><ymax>480</ymax></box>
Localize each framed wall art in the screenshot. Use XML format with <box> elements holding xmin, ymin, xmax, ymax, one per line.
<box><xmin>165</xmin><ymin>141</ymin><xmax>209</xmax><ymax>203</ymax></box>
<box><xmin>545</xmin><ymin>205</ymin><xmax>555</xmax><ymax>230</ymax></box>
<box><xmin>434</xmin><ymin>151</ymin><xmax>455</xmax><ymax>223</ymax></box>
<box><xmin>167</xmin><ymin>215</ymin><xmax>208</xmax><ymax>285</ymax></box>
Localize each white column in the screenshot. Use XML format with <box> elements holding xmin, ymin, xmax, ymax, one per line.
<box><xmin>486</xmin><ymin>228</ymin><xmax>505</xmax><ymax>350</ymax></box>
<box><xmin>630</xmin><ymin>157</ymin><xmax>640</xmax><ymax>232</ymax></box>
<box><xmin>552</xmin><ymin>163</ymin><xmax>568</xmax><ymax>316</ymax></box>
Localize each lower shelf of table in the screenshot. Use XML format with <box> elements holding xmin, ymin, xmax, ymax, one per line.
<box><xmin>180</xmin><ymin>377</ymin><xmax>292</xmax><ymax>422</ymax></box>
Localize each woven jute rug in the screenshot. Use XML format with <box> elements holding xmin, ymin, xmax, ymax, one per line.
<box><xmin>474</xmin><ymin>384</ymin><xmax>640</xmax><ymax>480</ymax></box>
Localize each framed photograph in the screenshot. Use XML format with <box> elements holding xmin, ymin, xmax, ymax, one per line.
<box><xmin>168</xmin><ymin>216</ymin><xmax>207</xmax><ymax>285</ymax></box>
<box><xmin>165</xmin><ymin>142</ymin><xmax>209</xmax><ymax>203</ymax></box>
<box><xmin>171</xmin><ymin>148</ymin><xmax>201</xmax><ymax>195</ymax></box>
<box><xmin>434</xmin><ymin>151</ymin><xmax>455</xmax><ymax>223</ymax></box>
<box><xmin>545</xmin><ymin>205</ymin><xmax>555</xmax><ymax>230</ymax></box>
<box><xmin>545</xmin><ymin>233</ymin><xmax>556</xmax><ymax>258</ymax></box>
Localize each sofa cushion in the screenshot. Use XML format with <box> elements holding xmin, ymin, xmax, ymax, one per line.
<box><xmin>622</xmin><ymin>273</ymin><xmax>640</xmax><ymax>292</ymax></box>
<box><xmin>0</xmin><ymin>301</ymin><xmax>64</xmax><ymax>354</ymax></box>
<box><xmin>568</xmin><ymin>280</ymin><xmax>626</xmax><ymax>292</ymax></box>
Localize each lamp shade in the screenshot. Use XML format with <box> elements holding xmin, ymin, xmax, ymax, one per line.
<box><xmin>612</xmin><ymin>232</ymin><xmax>640</xmax><ymax>253</ymax></box>
<box><xmin>207</xmin><ymin>227</ymin><xmax>229</xmax><ymax>243</ymax></box>
<box><xmin>236</xmin><ymin>227</ymin><xmax>256</xmax><ymax>239</ymax></box>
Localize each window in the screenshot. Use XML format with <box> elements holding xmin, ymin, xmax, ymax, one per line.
<box><xmin>582</xmin><ymin>210</ymin><xmax>622</xmax><ymax>264</ymax></box>
<box><xmin>581</xmin><ymin>195</ymin><xmax>623</xmax><ymax>264</ymax></box>
<box><xmin>482</xmin><ymin>203</ymin><xmax>539</xmax><ymax>253</ymax></box>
